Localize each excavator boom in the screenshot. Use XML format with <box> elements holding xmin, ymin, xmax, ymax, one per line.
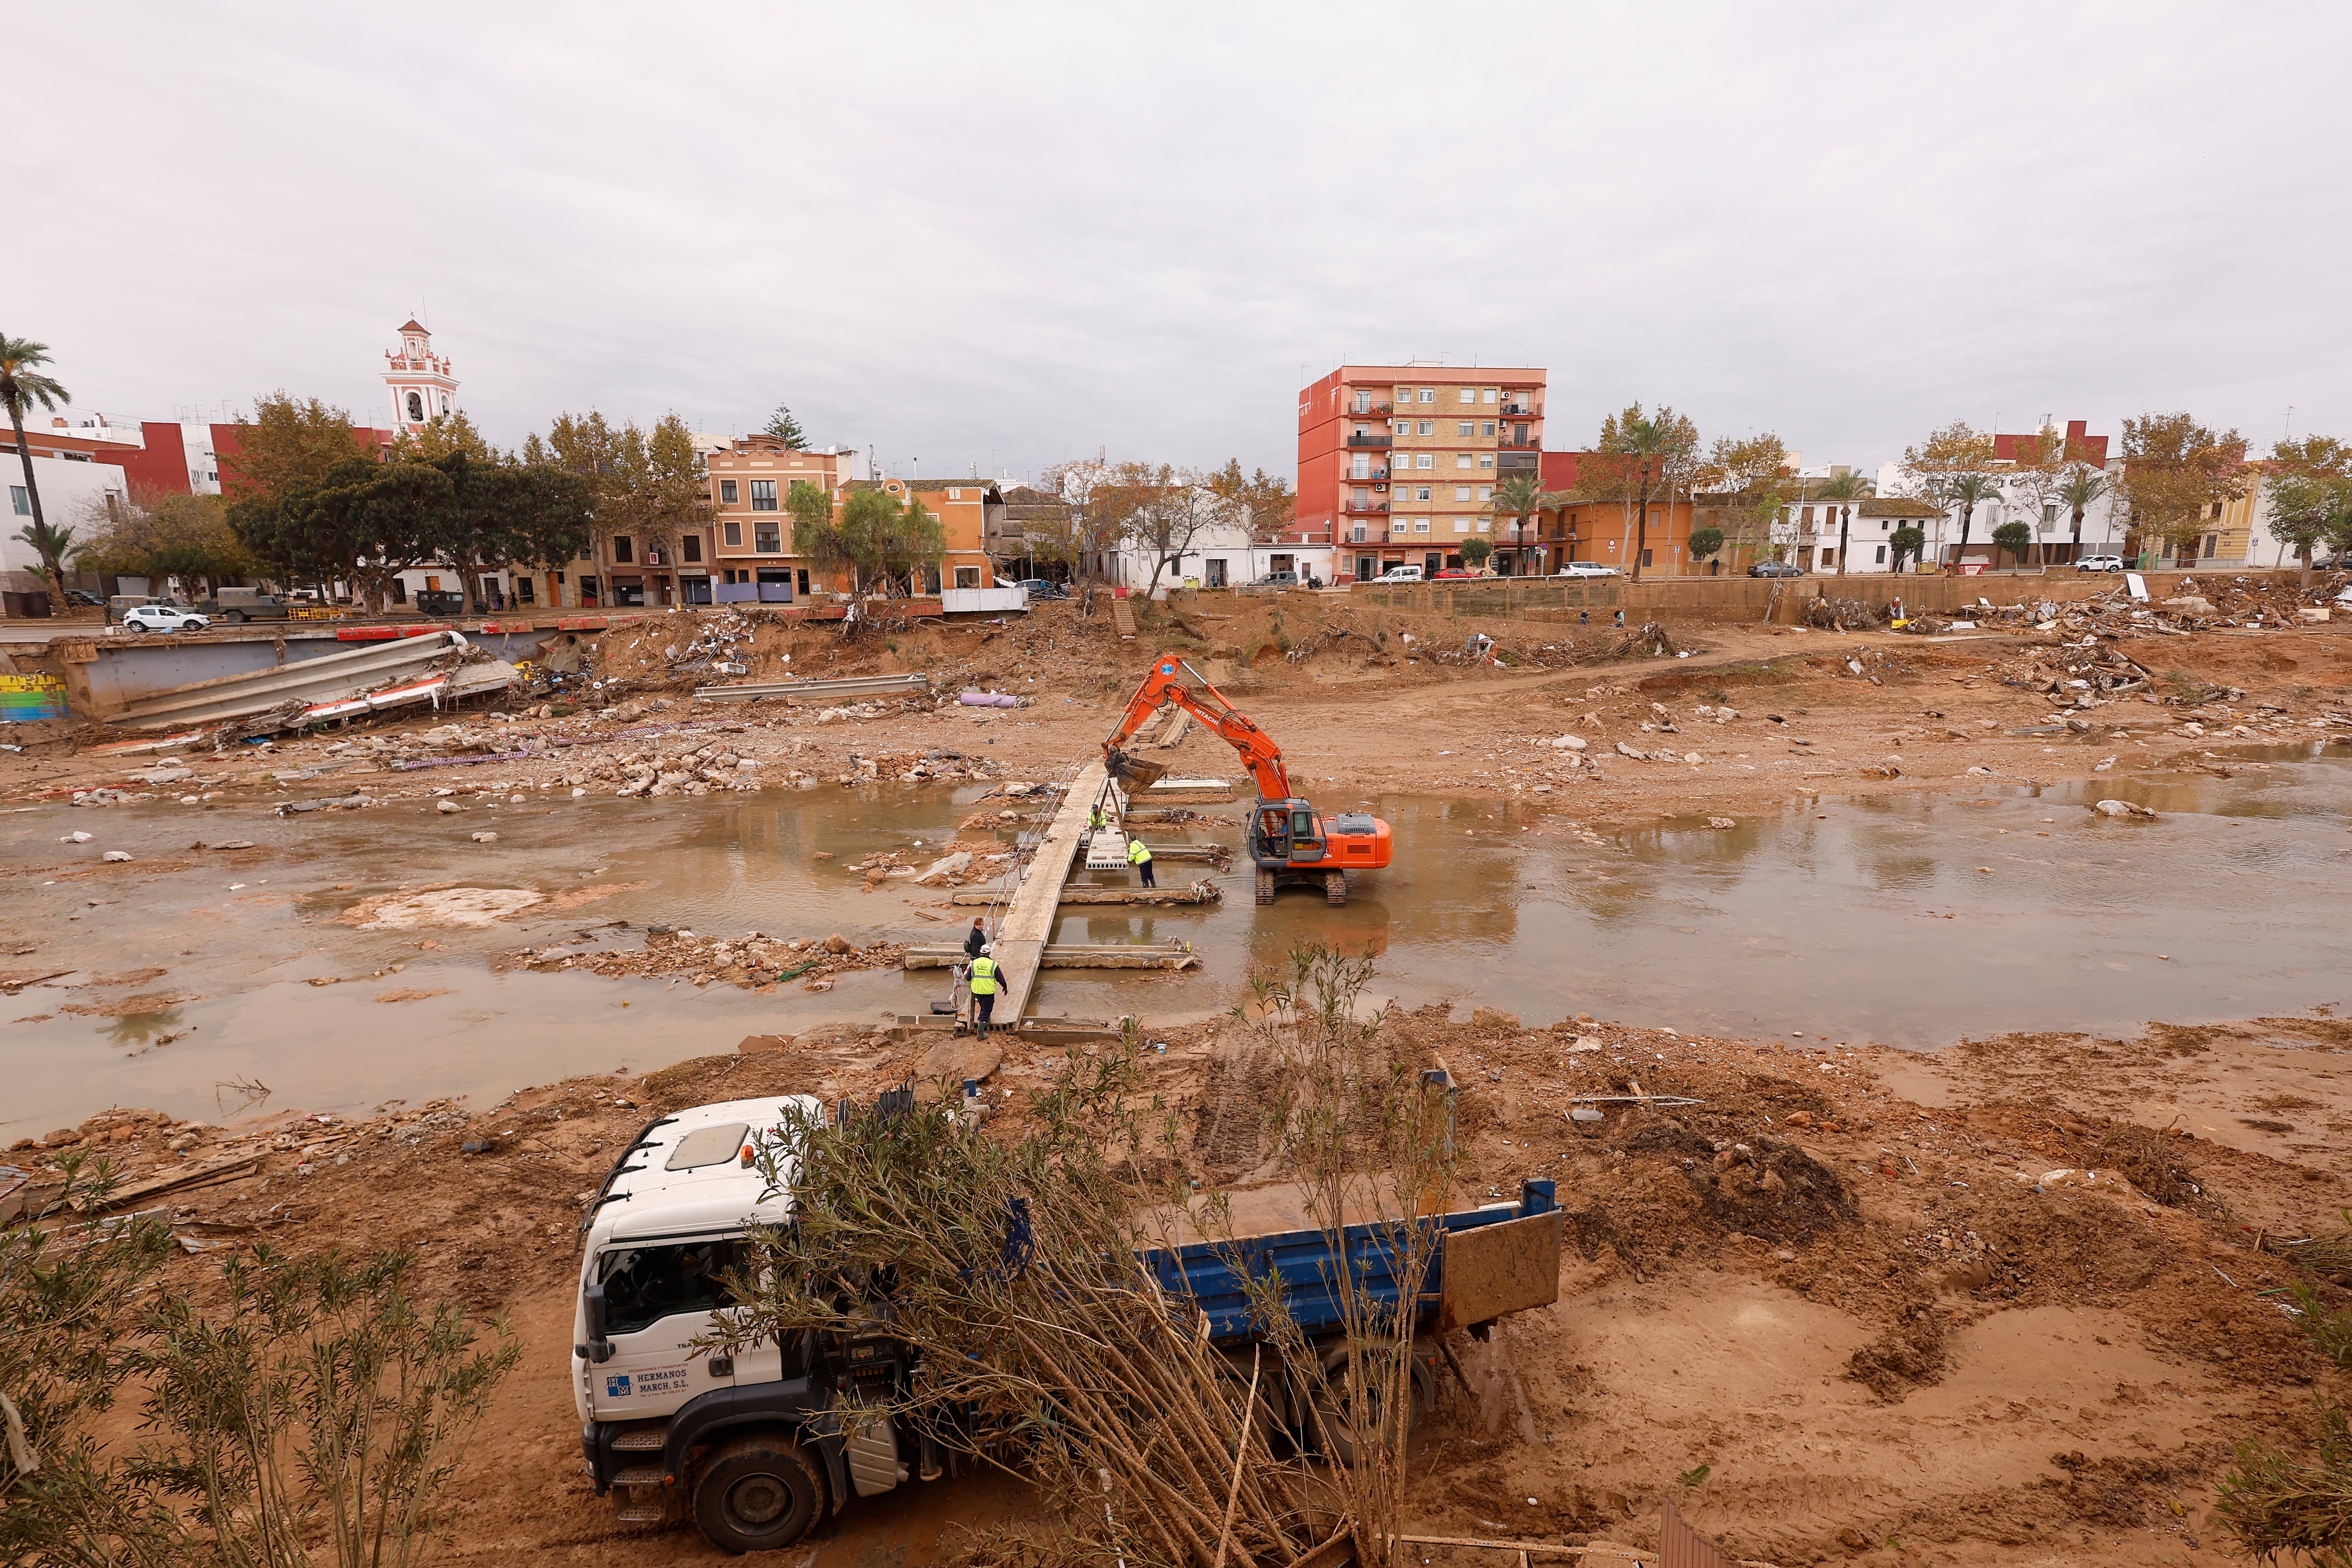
<box><xmin>1103</xmin><ymin>656</ymin><xmax>1292</xmax><ymax>801</ymax></box>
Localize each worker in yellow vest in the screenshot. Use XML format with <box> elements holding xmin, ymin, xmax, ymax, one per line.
<box><xmin>1127</xmin><ymin>836</ymin><xmax>1156</xmax><ymax>888</ymax></box>
<box><xmin>967</xmin><ymin>945</ymin><xmax>1001</xmax><ymax>1036</ymax></box>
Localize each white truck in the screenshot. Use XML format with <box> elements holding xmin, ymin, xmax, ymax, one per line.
<box><xmin>572</xmin><ymin>1092</ymin><xmax>1563</xmax><ymax>1552</ymax></box>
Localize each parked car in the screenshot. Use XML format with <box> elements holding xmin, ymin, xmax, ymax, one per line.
<box><xmin>1432</xmin><ymin>568</ymin><xmax>1486</xmax><ymax>580</ymax></box>
<box><xmin>63</xmin><ymin>589</ymin><xmax>104</xmax><ymax>608</ymax></box>
<box><xmin>1015</xmin><ymin>578</ymin><xmax>1069</xmax><ymax>600</ymax></box>
<box><xmin>1372</xmin><ymin>565</ymin><xmax>1425</xmax><ymax>583</ymax></box>
<box><xmin>2075</xmin><ymin>555</ymin><xmax>2127</xmax><ymax>573</ymax></box>
<box><xmin>120</xmin><ymin>604</ymin><xmax>210</xmax><ymax>633</ymax></box>
<box><xmin>1241</xmin><ymin>571</ymin><xmax>1300</xmax><ymax>591</ymax></box>
<box><xmin>197</xmin><ymin>592</ymin><xmax>292</xmax><ymax>623</ymax></box>
<box><xmin>1747</xmin><ymin>560</ymin><xmax>1806</xmax><ymax>577</ymax></box>
<box><xmin>1553</xmin><ymin>562</ymin><xmax>1621</xmax><ymax>578</ymax></box>
<box><xmin>413</xmin><ymin>589</ymin><xmax>465</xmax><ymax>616</ymax></box>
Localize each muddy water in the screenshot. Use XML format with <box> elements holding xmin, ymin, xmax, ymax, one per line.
<box><xmin>6</xmin><ymin>748</ymin><xmax>2348</xmax><ymax>1134</ymax></box>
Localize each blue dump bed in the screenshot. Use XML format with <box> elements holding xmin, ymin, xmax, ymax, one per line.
<box><xmin>1141</xmin><ymin>1179</ymin><xmax>1558</xmax><ymax>1344</ymax></box>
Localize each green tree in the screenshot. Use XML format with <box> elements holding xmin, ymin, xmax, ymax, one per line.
<box><xmin>1888</xmin><ymin>525</ymin><xmax>1927</xmax><ymax>572</ymax></box>
<box><xmin>1901</xmin><ymin>421</ymin><xmax>2002</xmax><ymax>565</ymax></box>
<box><xmin>1686</xmin><ymin>525</ymin><xmax>1725</xmax><ymax>566</ymax></box>
<box><xmin>1992</xmin><ymin>519</ymin><xmax>2032</xmax><ymax>569</ymax></box>
<box><xmin>764</xmin><ymin>405</ymin><xmax>807</xmax><ymax>448</ymax></box>
<box><xmin>1693</xmin><ymin>433</ymin><xmax>1791</xmax><ymax>571</ymax></box>
<box><xmin>13</xmin><ymin>517</ymin><xmax>86</xmax><ymax>604</ymax></box>
<box><xmin>390</xmin><ymin>408</ymin><xmax>494</xmax><ymax>464</ymax></box>
<box><xmin>1487</xmin><ymin>473</ymin><xmax>1564</xmax><ymax>570</ymax></box>
<box><xmin>2116</xmin><ymin>412</ymin><xmax>2249</xmax><ymax>564</ymax></box>
<box><xmin>1206</xmin><ymin>458</ymin><xmax>1297</xmax><ymax>537</ymax></box>
<box><xmin>232</xmin><ymin>392</ymin><xmax>366</xmax><ymax>497</ymax></box>
<box><xmin>235</xmin><ymin>456</ymin><xmax>451</xmax><ymax>614</ymax></box>
<box><xmin>0</xmin><ymin>333</ymin><xmax>70</xmax><ymax>540</ymax></box>
<box><xmin>87</xmin><ymin>488</ymin><xmax>254</xmax><ymax>593</ymax></box>
<box><xmin>1591</xmin><ymin>404</ymin><xmax>1700</xmax><ymax>581</ymax></box>
<box><xmin>1460</xmin><ymin>535</ymin><xmax>1493</xmax><ymax>570</ymax></box>
<box><xmin>1816</xmin><ymin>470</ymin><xmax>1875</xmax><ymax>576</ymax></box>
<box><xmin>803</xmin><ymin>485</ymin><xmax>894</xmax><ymax>591</ymax></box>
<box><xmin>884</xmin><ymin>492</ymin><xmax>948</xmax><ymax>593</ymax></box>
<box><xmin>2263</xmin><ymin>436</ymin><xmax>2352</xmax><ymax>582</ymax></box>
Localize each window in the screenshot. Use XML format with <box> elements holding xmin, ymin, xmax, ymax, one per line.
<box><xmin>1478</xmin><ymin>455</ymin><xmax>1494</xmax><ymax>470</ymax></box>
<box><xmin>723</xmin><ymin>520</ymin><xmax>742</xmax><ymax>547</ymax></box>
<box><xmin>390</xmin><ymin>578</ymin><xmax>407</xmax><ymax>604</ymax></box>
<box><xmin>954</xmin><ymin>565</ymin><xmax>981</xmax><ymax>588</ymax></box>
<box><xmin>1395</xmin><ymin>387</ymin><xmax>1413</xmax><ymax>402</ymax></box>
<box><xmin>1416</xmin><ymin>420</ymin><xmax>1434</xmax><ymax>436</ymax></box>
<box><xmin>597</xmin><ymin>1238</ymin><xmax>746</xmax><ymax>1337</ymax></box>
<box><xmin>1454</xmin><ymin>518</ymin><xmax>1471</xmax><ymax>534</ymax></box>
<box><xmin>1456</xmin><ymin>454</ymin><xmax>1473</xmax><ymax>469</ymax></box>
<box><xmin>1875</xmin><ymin>545</ymin><xmax>1887</xmax><ymax>564</ymax></box>
<box><xmin>720</xmin><ymin>479</ymin><xmax>739</xmax><ymax>504</ymax></box>
<box><xmin>1354</xmin><ymin>393</ymin><xmax>1373</xmax><ymax>413</ymax></box>
<box><xmin>948</xmin><ymin>487</ymin><xmax>963</xmax><ymax>500</ymax></box>
<box><xmin>612</xmin><ymin>536</ymin><xmax>633</xmax><ymax>564</ymax></box>
<box><xmin>405</xmin><ymin>391</ymin><xmax>424</xmax><ymax>422</ymax></box>
<box><xmin>1456</xmin><ymin>388</ymin><xmax>1472</xmax><ymax>404</ymax></box>
<box><xmin>750</xmin><ymin>480</ymin><xmax>778</xmax><ymax>510</ymax></box>
<box><xmin>1458</xmin><ymin>421</ymin><xmax>1475</xmax><ymax>437</ymax></box>
<box><xmin>514</xmin><ymin>576</ymin><xmax>534</xmax><ymax>604</ymax></box>
<box><xmin>1415</xmin><ymin>453</ymin><xmax>1433</xmax><ymax>470</ymax></box>
<box><xmin>7</xmin><ymin>486</ymin><xmax>24</xmax><ymax>516</ymax></box>
<box><xmin>682</xmin><ymin>535</ymin><xmax>702</xmax><ymax>564</ymax></box>
<box><xmin>1640</xmin><ymin>549</ymin><xmax>1653</xmax><ymax>567</ymax></box>
<box><xmin>1480</xmin><ymin>421</ymin><xmax>1496</xmax><ymax>437</ymax></box>
<box><xmin>1414</xmin><ymin>519</ymin><xmax>1430</xmax><ymax>533</ymax></box>
<box><xmin>1475</xmin><ymin>517</ymin><xmax>1490</xmax><ymax>533</ymax></box>
<box><xmin>1419</xmin><ymin>388</ymin><xmax>1435</xmax><ymax>403</ymax></box>
<box><xmin>1478</xmin><ymin>486</ymin><xmax>1492</xmax><ymax>502</ymax></box>
<box><xmin>1454</xmin><ymin>485</ymin><xmax>1472</xmax><ymax>501</ymax></box>
<box><xmin>2203</xmin><ymin>533</ymin><xmax>2218</xmax><ymax>557</ymax></box>
<box><xmin>1414</xmin><ymin>486</ymin><xmax>1431</xmax><ymax>501</ymax></box>
<box><xmin>755</xmin><ymin>525</ymin><xmax>781</xmax><ymax>552</ymax></box>
<box><xmin>1483</xmin><ymin>389</ymin><xmax>1498</xmax><ymax>403</ymax></box>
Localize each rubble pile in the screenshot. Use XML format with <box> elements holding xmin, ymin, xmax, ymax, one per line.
<box><xmin>512</xmin><ymin>928</ymin><xmax>903</xmax><ymax>991</ymax></box>
<box><xmin>844</xmin><ymin>749</ymin><xmax>1001</xmax><ymax>785</ymax></box>
<box><xmin>554</xmin><ymin>731</ymin><xmax>768</xmax><ymax>797</ymax></box>
<box><xmin>843</xmin><ymin>837</ymin><xmax>1017</xmax><ymax>890</ymax></box>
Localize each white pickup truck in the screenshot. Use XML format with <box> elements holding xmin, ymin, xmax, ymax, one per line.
<box><xmin>572</xmin><ymin>1091</ymin><xmax>1563</xmax><ymax>1552</ymax></box>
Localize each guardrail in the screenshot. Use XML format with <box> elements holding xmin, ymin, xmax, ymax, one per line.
<box><xmin>692</xmin><ymin>672</ymin><xmax>933</xmax><ymax>703</ymax></box>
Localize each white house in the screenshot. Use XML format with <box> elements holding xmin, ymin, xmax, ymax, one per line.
<box><xmin>1873</xmin><ymin>457</ymin><xmax>2130</xmax><ymax>570</ymax></box>
<box><xmin>1084</xmin><ymin>492</ymin><xmax>1335</xmax><ymax>594</ymax></box>
<box><xmin>3</xmin><ymin>448</ymin><xmax>130</xmax><ymax>597</ymax></box>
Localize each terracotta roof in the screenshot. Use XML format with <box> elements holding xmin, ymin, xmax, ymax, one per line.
<box><xmin>844</xmin><ymin>479</ymin><xmax>999</xmax><ymax>497</ymax></box>
<box><xmin>397</xmin><ymin>319</ymin><xmax>429</xmax><ymax>334</ymax></box>
<box><xmin>1858</xmin><ymin>497</ymin><xmax>1946</xmax><ymax>518</ymax></box>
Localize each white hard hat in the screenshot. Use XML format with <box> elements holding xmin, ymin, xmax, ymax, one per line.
<box><xmin>980</xmin><ymin>943</ymin><xmax>994</xmax><ymax>955</ymax></box>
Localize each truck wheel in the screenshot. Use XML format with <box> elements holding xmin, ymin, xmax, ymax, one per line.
<box><xmin>225</xmin><ymin>611</ymin><xmax>246</xmax><ymax>623</ymax></box>
<box><xmin>1254</xmin><ymin>868</ymin><xmax>1274</xmax><ymax>906</ymax></box>
<box><xmin>1324</xmin><ymin>871</ymin><xmax>1346</xmax><ymax>906</ymax></box>
<box><xmin>692</xmin><ymin>1435</ymin><xmax>824</xmax><ymax>1553</ymax></box>
<box><xmin>1308</xmin><ymin>1350</ymin><xmax>1425</xmax><ymax>1466</ymax></box>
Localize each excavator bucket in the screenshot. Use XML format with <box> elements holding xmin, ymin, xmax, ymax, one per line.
<box><xmin>1104</xmin><ymin>749</ymin><xmax>1169</xmax><ymax>789</ymax></box>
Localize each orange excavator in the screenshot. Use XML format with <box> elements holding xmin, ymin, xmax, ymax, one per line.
<box><xmin>1104</xmin><ymin>654</ymin><xmax>1392</xmax><ymax>905</ymax></box>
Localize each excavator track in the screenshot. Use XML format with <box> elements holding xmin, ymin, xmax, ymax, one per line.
<box><xmin>1324</xmin><ymin>870</ymin><xmax>1347</xmax><ymax>906</ymax></box>
<box><xmin>1255</xmin><ymin>868</ymin><xmax>1275</xmax><ymax>905</ymax></box>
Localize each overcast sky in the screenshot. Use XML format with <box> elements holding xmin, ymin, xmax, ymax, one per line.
<box><xmin>14</xmin><ymin>4</ymin><xmax>2346</xmax><ymax>484</ymax></box>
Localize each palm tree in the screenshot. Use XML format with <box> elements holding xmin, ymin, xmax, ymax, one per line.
<box><xmin>1</xmin><ymin>334</ymin><xmax>71</xmax><ymax>543</ymax></box>
<box><xmin>12</xmin><ymin>517</ymin><xmax>85</xmax><ymax>605</ymax></box>
<box><xmin>1487</xmin><ymin>473</ymin><xmax>1564</xmax><ymax>573</ymax></box>
<box><xmin>1619</xmin><ymin>416</ymin><xmax>1677</xmax><ymax>581</ymax></box>
<box><xmin>1945</xmin><ymin>471</ymin><xmax>2004</xmax><ymax>566</ymax></box>
<box><xmin>1815</xmin><ymin>471</ymin><xmax>1875</xmax><ymax>577</ymax></box>
<box><xmin>2057</xmin><ymin>465</ymin><xmax>2107</xmax><ymax>565</ymax></box>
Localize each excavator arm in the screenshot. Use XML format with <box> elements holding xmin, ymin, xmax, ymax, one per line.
<box><xmin>1104</xmin><ymin>655</ymin><xmax>1294</xmax><ymax>802</ymax></box>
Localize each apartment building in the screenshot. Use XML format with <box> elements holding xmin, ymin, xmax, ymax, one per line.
<box><xmin>703</xmin><ymin>437</ymin><xmax>992</xmax><ymax>597</ymax></box>
<box><xmin>1297</xmin><ymin>363</ymin><xmax>1545</xmax><ymax>583</ymax></box>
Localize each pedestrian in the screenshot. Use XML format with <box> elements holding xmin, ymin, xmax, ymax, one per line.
<box><xmin>1127</xmin><ymin>836</ymin><xmax>1156</xmax><ymax>888</ymax></box>
<box><xmin>1613</xmin><ymin>608</ymin><xmax>1625</xmax><ymax>628</ymax></box>
<box><xmin>962</xmin><ymin>917</ymin><xmax>988</xmax><ymax>960</ymax></box>
<box><xmin>967</xmin><ymin>945</ymin><xmax>1001</xmax><ymax>1036</ymax></box>
<box><xmin>1580</xmin><ymin>609</ymin><xmax>1588</xmax><ymax>626</ymax></box>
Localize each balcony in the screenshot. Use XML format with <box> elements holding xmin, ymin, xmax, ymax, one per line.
<box><xmin>1500</xmin><ymin>403</ymin><xmax>1542</xmax><ymax>418</ymax></box>
<box><xmin>1499</xmin><ymin>438</ymin><xmax>1542</xmax><ymax>450</ymax></box>
<box><xmin>1344</xmin><ymin>432</ymin><xmax>1393</xmax><ymax>449</ymax></box>
<box><xmin>1349</xmin><ymin>401</ymin><xmax>1393</xmax><ymax>417</ymax></box>
<box><xmin>1344</xmin><ymin>500</ymin><xmax>1390</xmax><ymax>514</ymax></box>
<box><xmin>1346</xmin><ymin>467</ymin><xmax>1389</xmax><ymax>482</ymax></box>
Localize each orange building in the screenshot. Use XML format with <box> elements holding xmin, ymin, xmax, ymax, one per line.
<box><xmin>705</xmin><ymin>436</ymin><xmax>993</xmax><ymax>598</ymax></box>
<box><xmin>1297</xmin><ymin>363</ymin><xmax>1546</xmax><ymax>582</ymax></box>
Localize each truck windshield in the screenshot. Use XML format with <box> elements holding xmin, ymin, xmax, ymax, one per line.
<box><xmin>597</xmin><ymin>1238</ymin><xmax>745</xmax><ymax>1335</ymax></box>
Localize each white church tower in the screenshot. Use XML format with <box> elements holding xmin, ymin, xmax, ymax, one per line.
<box><xmin>383</xmin><ymin>320</ymin><xmax>458</xmax><ymax>434</ymax></box>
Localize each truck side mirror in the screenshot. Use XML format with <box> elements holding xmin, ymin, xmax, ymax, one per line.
<box><xmin>582</xmin><ymin>1282</ymin><xmax>614</xmax><ymax>1362</ymax></box>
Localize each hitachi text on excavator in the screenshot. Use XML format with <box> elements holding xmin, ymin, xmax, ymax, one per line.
<box><xmin>1103</xmin><ymin>654</ymin><xmax>1392</xmax><ymax>905</ymax></box>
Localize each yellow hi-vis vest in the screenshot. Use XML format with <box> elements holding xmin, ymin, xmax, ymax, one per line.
<box><xmin>1127</xmin><ymin>839</ymin><xmax>1152</xmax><ymax>866</ymax></box>
<box><xmin>969</xmin><ymin>956</ymin><xmax>1000</xmax><ymax>995</ymax></box>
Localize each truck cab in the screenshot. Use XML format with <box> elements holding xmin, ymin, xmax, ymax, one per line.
<box><xmin>1249</xmin><ymin>799</ymin><xmax>1392</xmax><ymax>905</ymax></box>
<box><xmin>574</xmin><ymin>1096</ymin><xmax>871</xmax><ymax>1552</ymax></box>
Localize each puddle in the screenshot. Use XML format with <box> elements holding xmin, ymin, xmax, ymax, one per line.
<box><xmin>6</xmin><ymin>751</ymin><xmax>2349</xmax><ymax>1134</ymax></box>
